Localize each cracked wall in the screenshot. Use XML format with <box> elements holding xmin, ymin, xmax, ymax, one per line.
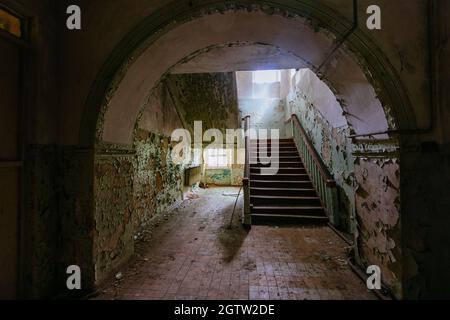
<box><xmin>91</xmin><ymin>72</ymin><xmax>243</xmax><ymax>282</ymax></box>
<box><xmin>287</xmin><ymin>70</ymin><xmax>355</xmax><ymax>232</ymax></box>
<box><xmin>165</xmin><ymin>72</ymin><xmax>243</xmax><ymax>186</ymax></box>
<box><xmin>93</xmin><ymin>133</ymin><xmax>186</xmax><ymax>284</ymax></box>
<box><xmin>354</xmin><ymin>156</ymin><xmax>401</xmax><ymax>296</ymax></box>
<box><xmin>165</xmin><ymin>72</ymin><xmax>240</xmax><ymax>134</ymax></box>
<box><xmin>204</xmin><ymin>163</ymin><xmax>244</xmax><ymax>186</ymax></box>
<box><xmin>134</xmin><ymin>129</ymin><xmax>184</xmax><ymax>229</ymax></box>
<box><xmin>94</xmin><ymin>154</ymin><xmax>135</xmax><ymax>284</ymax></box>
<box><xmin>92</xmin><ymin>79</ymin><xmax>187</xmax><ymax>283</ymax></box>
<box><xmin>286</xmin><ymin>69</ymin><xmax>402</xmax><ymax>297</ymax></box>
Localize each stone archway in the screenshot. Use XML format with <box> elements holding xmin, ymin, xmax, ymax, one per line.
<box><xmin>80</xmin><ymin>0</ymin><xmax>416</xmax><ymax>149</ymax></box>
<box><xmin>76</xmin><ymin>0</ymin><xmax>416</xmax><ymax>297</ymax></box>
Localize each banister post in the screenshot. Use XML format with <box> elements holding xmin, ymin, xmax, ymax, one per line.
<box><xmin>242</xmin><ymin>178</ymin><xmax>251</xmax><ymax>227</ymax></box>
<box><xmin>291</xmin><ymin>117</ymin><xmax>294</xmax><ymax>138</ymax></box>
<box><xmin>326</xmin><ymin>185</ymin><xmax>339</xmax><ymax>225</ymax></box>
<box><xmin>291</xmin><ymin>114</ymin><xmax>340</xmax><ymax>225</ymax></box>
<box><xmin>242</xmin><ymin>115</ymin><xmax>251</xmax><ymax>228</ymax></box>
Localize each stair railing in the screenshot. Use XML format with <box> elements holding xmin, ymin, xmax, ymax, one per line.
<box><xmin>242</xmin><ymin>115</ymin><xmax>251</xmax><ymax>227</ymax></box>
<box><xmin>289</xmin><ymin>114</ymin><xmax>339</xmax><ymax>224</ymax></box>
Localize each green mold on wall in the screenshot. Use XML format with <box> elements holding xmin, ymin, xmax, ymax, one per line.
<box><xmin>165</xmin><ymin>72</ymin><xmax>240</xmax><ymax>134</ymax></box>
<box><xmin>287</xmin><ymin>86</ymin><xmax>403</xmax><ymax>298</ymax></box>
<box><xmin>133</xmin><ymin>129</ymin><xmax>185</xmax><ymax>229</ymax></box>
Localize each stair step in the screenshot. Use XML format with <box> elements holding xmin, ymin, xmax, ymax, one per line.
<box><xmin>251</xmin><ymin>146</ymin><xmax>297</xmax><ymax>150</ymax></box>
<box><xmin>251</xmin><ymin>214</ymin><xmax>328</xmax><ymax>225</ymax></box>
<box><xmin>251</xmin><ymin>180</ymin><xmax>314</xmax><ymax>188</ymax></box>
<box><xmin>251</xmin><ymin>139</ymin><xmax>293</xmax><ymax>142</ymax></box>
<box><xmin>250</xmin><ymin>174</ymin><xmax>310</xmax><ymax>181</ymax></box>
<box><xmin>250</xmin><ymin>157</ymin><xmax>301</xmax><ymax>162</ymax></box>
<box><xmin>251</xmin><ymin>144</ymin><xmax>296</xmax><ymax>148</ymax></box>
<box><xmin>251</xmin><ymin>205</ymin><xmax>325</xmax><ymax>216</ymax></box>
<box><xmin>250</xmin><ymin>187</ymin><xmax>317</xmax><ymax>197</ymax></box>
<box><xmin>246</xmin><ymin>139</ymin><xmax>325</xmax><ymax>226</ymax></box>
<box><xmin>253</xmin><ymin>155</ymin><xmax>300</xmax><ymax>158</ymax></box>
<box><xmin>250</xmin><ymin>150</ymin><xmax>299</xmax><ymax>154</ymax></box>
<box><xmin>251</xmin><ymin>195</ymin><xmax>321</xmax><ymax>206</ymax></box>
<box><xmin>250</xmin><ymin>153</ymin><xmax>299</xmax><ymax>158</ymax></box>
<box><xmin>251</xmin><ymin>162</ymin><xmax>304</xmax><ymax>168</ymax></box>
<box><xmin>251</xmin><ymin>142</ymin><xmax>295</xmax><ymax>146</ymax></box>
<box><xmin>251</xmin><ymin>149</ymin><xmax>298</xmax><ymax>153</ymax></box>
<box><xmin>250</xmin><ymin>156</ymin><xmax>301</xmax><ymax>162</ymax></box>
<box><xmin>251</xmin><ymin>167</ymin><xmax>306</xmax><ymax>174</ymax></box>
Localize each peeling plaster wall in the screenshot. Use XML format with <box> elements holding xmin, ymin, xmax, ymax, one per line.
<box><xmin>92</xmin><ymin>147</ymin><xmax>182</xmax><ymax>284</ymax></box>
<box><xmin>205</xmin><ymin>169</ymin><xmax>232</xmax><ymax>185</ymax></box>
<box><xmin>92</xmin><ymin>80</ymin><xmax>187</xmax><ymax>283</ymax></box>
<box><xmin>287</xmin><ymin>70</ymin><xmax>355</xmax><ymax>232</ymax></box>
<box><xmin>93</xmin><ymin>154</ymin><xmax>135</xmax><ymax>284</ymax></box>
<box><xmin>58</xmin><ymin>148</ymin><xmax>96</xmax><ymax>295</ymax></box>
<box><xmin>354</xmin><ymin>157</ymin><xmax>401</xmax><ymax>296</ymax></box>
<box><xmin>164</xmin><ymin>72</ymin><xmax>243</xmax><ymax>187</ymax></box>
<box><xmin>138</xmin><ymin>82</ymin><xmax>183</xmax><ymax>136</ymax></box>
<box><xmin>286</xmin><ymin>70</ymin><xmax>403</xmax><ymax>297</ymax></box>
<box><xmin>134</xmin><ymin>129</ymin><xmax>184</xmax><ymax>229</ymax></box>
<box><xmin>91</xmin><ymin>71</ymin><xmax>242</xmax><ymax>282</ymax></box>
<box><xmin>165</xmin><ymin>72</ymin><xmax>240</xmax><ymax>134</ymax></box>
<box><xmin>9</xmin><ymin>0</ymin><xmax>449</xmax><ymax>299</ymax></box>
<box><xmin>205</xmin><ymin>163</ymin><xmax>244</xmax><ymax>186</ymax></box>
<box><xmin>172</xmin><ymin>43</ymin><xmax>305</xmax><ymax>74</ymax></box>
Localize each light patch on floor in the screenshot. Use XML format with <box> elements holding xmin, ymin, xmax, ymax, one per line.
<box><xmin>94</xmin><ymin>187</ymin><xmax>376</xmax><ymax>300</ymax></box>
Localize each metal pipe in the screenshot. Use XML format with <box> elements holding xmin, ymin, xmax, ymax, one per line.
<box><xmin>347</xmin><ymin>0</ymin><xmax>436</xmax><ymax>139</ymax></box>
<box><xmin>316</xmin><ymin>0</ymin><xmax>359</xmax><ymax>73</ymax></box>
<box><xmin>228</xmin><ymin>185</ymin><xmax>243</xmax><ymax>229</ymax></box>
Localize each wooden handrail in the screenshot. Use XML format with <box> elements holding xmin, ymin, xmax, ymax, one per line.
<box><xmin>242</xmin><ymin>115</ymin><xmax>251</xmax><ymax>181</ymax></box>
<box><xmin>242</xmin><ymin>115</ymin><xmax>251</xmax><ymax>227</ymax></box>
<box><xmin>291</xmin><ymin>114</ymin><xmax>336</xmax><ymax>188</ymax></box>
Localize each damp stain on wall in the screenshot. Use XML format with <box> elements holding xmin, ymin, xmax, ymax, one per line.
<box><xmin>165</xmin><ymin>72</ymin><xmax>240</xmax><ymax>134</ymax></box>
<box><xmin>354</xmin><ymin>157</ymin><xmax>401</xmax><ymax>296</ymax></box>
<box><xmin>93</xmin><ymin>154</ymin><xmax>135</xmax><ymax>284</ymax></box>
<box><xmin>288</xmin><ymin>90</ymin><xmax>354</xmax><ymax>232</ymax></box>
<box><xmin>287</xmin><ymin>83</ymin><xmax>402</xmax><ymax>298</ymax></box>
<box><xmin>133</xmin><ymin>129</ymin><xmax>184</xmax><ymax>229</ymax></box>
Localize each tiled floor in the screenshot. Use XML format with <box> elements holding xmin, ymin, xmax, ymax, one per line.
<box><xmin>94</xmin><ymin>187</ymin><xmax>376</xmax><ymax>300</ymax></box>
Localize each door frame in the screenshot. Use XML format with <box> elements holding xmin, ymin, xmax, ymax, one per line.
<box><xmin>0</xmin><ymin>1</ymin><xmax>31</xmax><ymax>298</ymax></box>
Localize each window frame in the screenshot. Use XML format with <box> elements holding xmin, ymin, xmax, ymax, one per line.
<box><xmin>0</xmin><ymin>4</ymin><xmax>29</xmax><ymax>46</ymax></box>
<box><xmin>252</xmin><ymin>70</ymin><xmax>281</xmax><ymax>84</ymax></box>
<box><xmin>204</xmin><ymin>148</ymin><xmax>233</xmax><ymax>169</ymax></box>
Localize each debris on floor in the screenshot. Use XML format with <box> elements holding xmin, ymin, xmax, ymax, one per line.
<box><xmin>94</xmin><ymin>187</ymin><xmax>376</xmax><ymax>300</ymax></box>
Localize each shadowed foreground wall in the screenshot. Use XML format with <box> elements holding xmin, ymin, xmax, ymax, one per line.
<box><xmin>2</xmin><ymin>0</ymin><xmax>449</xmax><ymax>300</ymax></box>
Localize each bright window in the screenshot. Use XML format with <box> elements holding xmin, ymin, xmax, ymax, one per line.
<box><xmin>0</xmin><ymin>8</ymin><xmax>22</xmax><ymax>38</ymax></box>
<box><xmin>204</xmin><ymin>148</ymin><xmax>232</xmax><ymax>168</ymax></box>
<box><xmin>252</xmin><ymin>70</ymin><xmax>280</xmax><ymax>84</ymax></box>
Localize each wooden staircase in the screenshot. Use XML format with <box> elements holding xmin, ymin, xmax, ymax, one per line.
<box><xmin>249</xmin><ymin>138</ymin><xmax>328</xmax><ymax>225</ymax></box>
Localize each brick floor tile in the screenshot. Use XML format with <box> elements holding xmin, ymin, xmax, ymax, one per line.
<box><xmin>95</xmin><ymin>187</ymin><xmax>377</xmax><ymax>301</ymax></box>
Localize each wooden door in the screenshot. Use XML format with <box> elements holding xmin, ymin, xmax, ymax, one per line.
<box><xmin>0</xmin><ymin>35</ymin><xmax>22</xmax><ymax>299</ymax></box>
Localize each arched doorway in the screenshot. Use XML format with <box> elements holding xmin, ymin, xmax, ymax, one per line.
<box><xmin>74</xmin><ymin>1</ymin><xmax>415</xmax><ymax>298</ymax></box>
